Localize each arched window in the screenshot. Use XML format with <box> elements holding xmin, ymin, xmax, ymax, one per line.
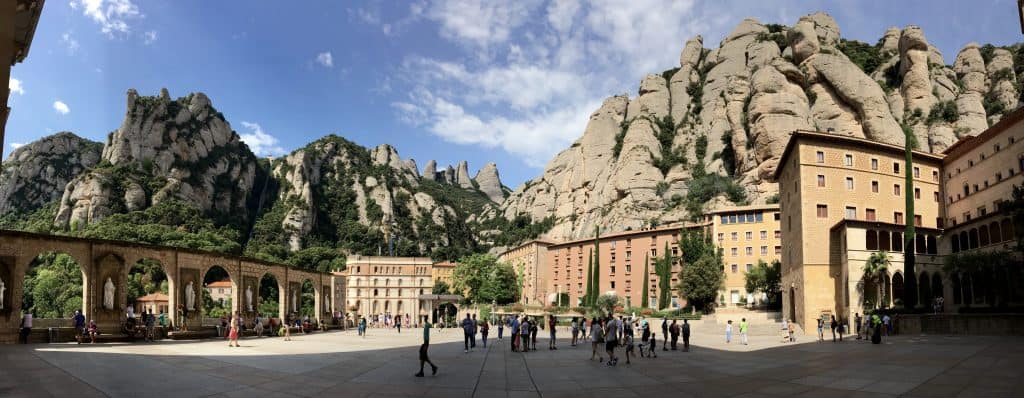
<box><xmin>951</xmin><ymin>274</ymin><xmax>962</xmax><ymax>304</ymax></box>
<box><xmin>918</xmin><ymin>272</ymin><xmax>931</xmax><ymax>305</ymax></box>
<box><xmin>1001</xmin><ymin>218</ymin><xmax>1014</xmax><ymax>241</ymax></box>
<box><xmin>926</xmin><ymin>235</ymin><xmax>938</xmax><ymax>254</ymax></box>
<box><xmin>990</xmin><ymin>221</ymin><xmax>1002</xmax><ymax>243</ymax></box>
<box><xmin>866</xmin><ymin>230</ymin><xmax>879</xmax><ymax>250</ymax></box>
<box><xmin>916</xmin><ymin>234</ymin><xmax>926</xmax><ymax>254</ymax></box>
<box><xmin>952</xmin><ymin>236</ymin><xmax>960</xmax><ymax>253</ymax></box>
<box><xmin>969</xmin><ymin>228</ymin><xmax>980</xmax><ymax>249</ymax></box>
<box><xmin>932</xmin><ymin>273</ymin><xmax>944</xmax><ymax>303</ymax></box>
<box><xmin>879</xmin><ymin>230</ymin><xmax>891</xmax><ymax>251</ymax></box>
<box><xmin>373</xmin><ymin>289</ymin><xmax>379</xmax><ymax>296</ymax></box>
<box><xmin>979</xmin><ymin>225</ymin><xmax>990</xmax><ymax>247</ymax></box>
<box><xmin>892</xmin><ymin>273</ymin><xmax>905</xmax><ymax>306</ymax></box>
<box><xmin>959</xmin><ymin>231</ymin><xmax>969</xmax><ymax>251</ymax></box>
<box><xmin>892</xmin><ymin>232</ymin><xmax>903</xmax><ymax>252</ymax></box>
<box><xmin>962</xmin><ymin>273</ymin><xmax>974</xmax><ymax>304</ymax></box>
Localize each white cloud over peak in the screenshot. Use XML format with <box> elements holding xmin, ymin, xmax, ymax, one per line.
<box><xmin>239</xmin><ymin>121</ymin><xmax>286</xmax><ymax>157</ymax></box>
<box><xmin>316</xmin><ymin>52</ymin><xmax>334</xmax><ymax>68</ymax></box>
<box><xmin>9</xmin><ymin>78</ymin><xmax>24</xmax><ymax>95</ymax></box>
<box><xmin>70</xmin><ymin>0</ymin><xmax>142</xmax><ymax>36</ymax></box>
<box><xmin>53</xmin><ymin>100</ymin><xmax>70</xmax><ymax>115</ymax></box>
<box><xmin>144</xmin><ymin>30</ymin><xmax>157</xmax><ymax>45</ymax></box>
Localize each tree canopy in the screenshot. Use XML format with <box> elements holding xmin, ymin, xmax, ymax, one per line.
<box><xmin>744</xmin><ymin>259</ymin><xmax>781</xmax><ymax>308</ymax></box>
<box><xmin>675</xmin><ymin>229</ymin><xmax>724</xmax><ymax>311</ymax></box>
<box><xmin>451</xmin><ymin>254</ymin><xmax>520</xmax><ymax>305</ymax></box>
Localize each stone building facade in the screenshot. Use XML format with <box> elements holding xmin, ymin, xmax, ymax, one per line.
<box><xmin>342</xmin><ymin>255</ymin><xmax>435</xmax><ymax>321</ymax></box>
<box><xmin>497</xmin><ymin>240</ymin><xmax>552</xmax><ymax>305</ymax></box>
<box><xmin>708</xmin><ymin>205</ymin><xmax>782</xmax><ymax>307</ymax></box>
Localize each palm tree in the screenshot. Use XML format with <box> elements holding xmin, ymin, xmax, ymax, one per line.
<box><xmin>863</xmin><ymin>251</ymin><xmax>891</xmax><ymax>309</ymax></box>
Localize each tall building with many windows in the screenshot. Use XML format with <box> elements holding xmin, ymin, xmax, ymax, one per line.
<box><xmin>498</xmin><ymin>240</ymin><xmax>553</xmax><ymax>305</ymax></box>
<box><xmin>342</xmin><ymin>255</ymin><xmax>435</xmax><ymax>321</ymax></box>
<box><xmin>709</xmin><ymin>205</ymin><xmax>782</xmax><ymax>307</ymax></box>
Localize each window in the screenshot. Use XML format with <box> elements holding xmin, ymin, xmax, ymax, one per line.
<box><xmin>816</xmin><ymin>151</ymin><xmax>824</xmax><ymax>163</ymax></box>
<box><xmin>844</xmin><ymin>154</ymin><xmax>853</xmax><ymax>166</ymax></box>
<box><xmin>720</xmin><ymin>215</ymin><xmax>728</xmax><ymax>224</ymax></box>
<box><xmin>963</xmin><ymin>211</ymin><xmax>972</xmax><ymax>222</ymax></box>
<box><xmin>774</xmin><ymin>230</ymin><xmax>781</xmax><ymax>239</ymax></box>
<box><xmin>745</xmin><ymin>231</ymin><xmax>752</xmax><ymax>240</ymax></box>
<box><xmin>865</xmin><ymin>208</ymin><xmax>876</xmax><ymax>221</ymax></box>
<box><xmin>650</xmin><ymin>248</ymin><xmax>657</xmax><ymax>257</ymax></box>
<box><xmin>775</xmin><ymin>246</ymin><xmax>782</xmax><ymax>254</ymax></box>
<box><xmin>845</xmin><ymin>177</ymin><xmax>854</xmax><ymax>190</ymax></box>
<box><xmin>871</xmin><ymin>181</ymin><xmax>879</xmax><ymax>193</ymax></box>
<box><xmin>717</xmin><ymin>233</ymin><xmax>724</xmax><ymax>241</ymax></box>
<box><xmin>894</xmin><ymin>212</ymin><xmax>904</xmax><ymax>224</ymax></box>
<box><xmin>914</xmin><ymin>188</ymin><xmax>921</xmax><ymax>199</ymax></box>
<box><xmin>731</xmin><ymin>248</ymin><xmax>738</xmax><ymax>256</ymax></box>
<box><xmin>893</xmin><ymin>184</ymin><xmax>901</xmax><ymax>196</ymax></box>
<box><xmin>745</xmin><ymin>247</ymin><xmax>753</xmax><ymax>255</ymax></box>
<box><xmin>731</xmin><ymin>232</ymin><xmax>738</xmax><ymax>241</ymax></box>
<box><xmin>729</xmin><ymin>215</ymin><xmax>737</xmax><ymax>223</ymax></box>
<box><xmin>997</xmin><ymin>172</ymin><xmax>1003</xmax><ymax>181</ymax></box>
<box><xmin>610</xmin><ymin>266</ymin><xmax>615</xmax><ymax>275</ymax></box>
<box><xmin>760</xmin><ymin>246</ymin><xmax>768</xmax><ymax>255</ymax></box>
<box><xmin>932</xmin><ymin>170</ymin><xmax>939</xmax><ymax>182</ymax></box>
<box><xmin>913</xmin><ymin>167</ymin><xmax>920</xmax><ymax>178</ymax></box>
<box><xmin>760</xmin><ymin>231</ymin><xmax>767</xmax><ymax>240</ymax></box>
<box><xmin>845</xmin><ymin>206</ymin><xmax>856</xmax><ymax>219</ymax></box>
<box><xmin>625</xmin><ymin>251</ymin><xmax>631</xmax><ymax>260</ymax></box>
<box><xmin>610</xmin><ymin>281</ymin><xmax>615</xmax><ymax>289</ymax></box>
<box><xmin>914</xmin><ymin>215</ymin><xmax>922</xmax><ymax>227</ymax></box>
<box><xmin>893</xmin><ymin>162</ymin><xmax>900</xmax><ymax>174</ymax></box>
<box><xmin>756</xmin><ymin>212</ymin><xmax>763</xmax><ymax>222</ymax></box>
<box><xmin>978</xmin><ymin>206</ymin><xmax>987</xmax><ymax>217</ymax></box>
<box><xmin>746</xmin><ymin>264</ymin><xmax>753</xmax><ymax>272</ymax></box>
<box><xmin>871</xmin><ymin>158</ymin><xmax>878</xmax><ymax>170</ymax></box>
<box><xmin>934</xmin><ymin>191</ymin><xmax>939</xmax><ymax>202</ymax></box>
<box><xmin>817</xmin><ymin>205</ymin><xmax>828</xmax><ymax>218</ymax></box>
<box><xmin>731</xmin><ymin>264</ymin><xmax>738</xmax><ymax>273</ymax></box>
<box><xmin>625</xmin><ymin>264</ymin><xmax>631</xmax><ymax>273</ymax></box>
<box><xmin>817</xmin><ymin>175</ymin><xmax>826</xmax><ymax>187</ymax></box>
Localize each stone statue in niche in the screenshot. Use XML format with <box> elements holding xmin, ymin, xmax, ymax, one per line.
<box><xmin>246</xmin><ymin>285</ymin><xmax>253</xmax><ymax>311</ymax></box>
<box><xmin>185</xmin><ymin>281</ymin><xmax>195</xmax><ymax>311</ymax></box>
<box><xmin>103</xmin><ymin>277</ymin><xmax>115</xmax><ymax>310</ymax></box>
<box><xmin>0</xmin><ymin>277</ymin><xmax>6</xmax><ymax>309</ymax></box>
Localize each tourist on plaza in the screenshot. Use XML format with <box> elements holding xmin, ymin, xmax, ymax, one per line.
<box><xmin>73</xmin><ymin>310</ymin><xmax>86</xmax><ymax>344</ymax></box>
<box><xmin>359</xmin><ymin>316</ymin><xmax>367</xmax><ymax>337</ymax></box>
<box><xmin>510</xmin><ymin>315</ymin><xmax>520</xmax><ymax>352</ymax></box>
<box><xmin>471</xmin><ymin>314</ymin><xmax>479</xmax><ymax>349</ymax></box>
<box><xmin>740</xmin><ymin>318</ymin><xmax>749</xmax><ymax>345</ymax></box>
<box><xmin>480</xmin><ymin>317</ymin><xmax>489</xmax><ymax>348</ymax></box>
<box><xmin>589</xmin><ymin>318</ymin><xmax>603</xmax><ymax>361</ymax></box>
<box><xmin>681</xmin><ymin>319</ymin><xmax>691</xmax><ymax>351</ymax></box>
<box><xmin>617</xmin><ymin>316</ymin><xmax>625</xmax><ymax>345</ymax></box>
<box><xmin>854</xmin><ymin>313</ymin><xmax>862</xmax><ymax>339</ymax></box>
<box><xmin>283</xmin><ymin>318</ymin><xmax>292</xmax><ymax>341</ymax></box>
<box><xmin>646</xmin><ymin>331</ymin><xmax>658</xmax><ymax>358</ymax></box>
<box><xmin>862</xmin><ymin>315</ymin><xmax>872</xmax><ymax>342</ymax></box>
<box><xmin>605</xmin><ymin>316</ymin><xmax>619</xmax><ymax>366</ymax></box>
<box><xmin>788</xmin><ymin>320</ymin><xmax>796</xmax><ymax>342</ymax></box>
<box><xmin>580</xmin><ymin>317</ymin><xmax>588</xmax><ymax>340</ymax></box>
<box><xmin>570</xmin><ymin>317</ymin><xmax>579</xmax><ymax>347</ymax></box>
<box><xmin>228</xmin><ymin>311</ymin><xmax>240</xmax><ymax>347</ymax></box>
<box><xmin>624</xmin><ymin>329</ymin><xmax>635</xmax><ymax>364</ymax></box>
<box><xmin>520</xmin><ymin>316</ymin><xmax>531</xmax><ymax>352</ymax></box>
<box><xmin>178</xmin><ymin>304</ymin><xmax>188</xmax><ymax>332</ymax></box>
<box><xmin>641</xmin><ymin>317</ymin><xmax>650</xmax><ymax>346</ymax></box>
<box><xmin>831</xmin><ymin>317</ymin><xmax>838</xmax><ymax>342</ymax></box>
<box><xmin>254</xmin><ymin>314</ymin><xmax>264</xmax><ymax>337</ymax></box>
<box><xmin>661</xmin><ymin>317</ymin><xmax>669</xmax><ymax>351</ymax></box>
<box><xmin>87</xmin><ymin>320</ymin><xmax>98</xmax><ymax>343</ymax></box>
<box><xmin>498</xmin><ymin>316</ymin><xmax>504</xmax><ymax>340</ymax></box>
<box><xmin>145</xmin><ymin>309</ymin><xmax>156</xmax><ymax>342</ymax></box>
<box><xmin>817</xmin><ymin>317</ymin><xmax>824</xmax><ymax>342</ymax></box>
<box><xmin>415</xmin><ymin>321</ymin><xmax>438</xmax><ymax>377</ymax></box>
<box><xmin>725</xmin><ymin>320</ymin><xmax>733</xmax><ymax>343</ymax></box>
<box><xmin>462</xmin><ymin>313</ymin><xmax>474</xmax><ymax>353</ymax></box>
<box><xmin>837</xmin><ymin>318</ymin><xmax>845</xmax><ymax>341</ymax></box>
<box><xmin>871</xmin><ymin>314</ymin><xmax>882</xmax><ymax>344</ymax></box>
<box><xmin>397</xmin><ymin>315</ymin><xmax>402</xmax><ymax>333</ymax></box>
<box><xmin>158</xmin><ymin>310</ymin><xmax>166</xmax><ymax>329</ymax></box>
<box><xmin>669</xmin><ymin>319</ymin><xmax>680</xmax><ymax>350</ymax></box>
<box><xmin>882</xmin><ymin>314</ymin><xmax>892</xmax><ymax>336</ymax></box>
<box><xmin>19</xmin><ymin>311</ymin><xmax>32</xmax><ymax>344</ymax></box>
<box><xmin>548</xmin><ymin>315</ymin><xmax>557</xmax><ymax>350</ymax></box>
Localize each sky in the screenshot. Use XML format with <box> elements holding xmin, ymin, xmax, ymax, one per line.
<box><xmin>5</xmin><ymin>0</ymin><xmax>1024</xmax><ymax>188</ymax></box>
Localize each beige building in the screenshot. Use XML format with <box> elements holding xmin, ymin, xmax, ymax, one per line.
<box><xmin>776</xmin><ymin>130</ymin><xmax>946</xmax><ymax>330</ymax></box>
<box><xmin>206</xmin><ymin>280</ymin><xmax>232</xmax><ymax>305</ymax></box>
<box><xmin>497</xmin><ymin>240</ymin><xmax>553</xmax><ymax>306</ymax></box>
<box><xmin>708</xmin><ymin>205</ymin><xmax>782</xmax><ymax>307</ymax></box>
<box><xmin>431</xmin><ymin>261</ymin><xmax>456</xmax><ymax>291</ymax></box>
<box><xmin>342</xmin><ymin>255</ymin><xmax>434</xmax><ymax>320</ymax></box>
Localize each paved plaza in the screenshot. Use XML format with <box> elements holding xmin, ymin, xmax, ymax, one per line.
<box><xmin>0</xmin><ymin>325</ymin><xmax>1021</xmax><ymax>397</ymax></box>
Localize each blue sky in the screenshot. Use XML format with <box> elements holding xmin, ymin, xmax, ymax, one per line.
<box><xmin>5</xmin><ymin>0</ymin><xmax>1023</xmax><ymax>188</ymax></box>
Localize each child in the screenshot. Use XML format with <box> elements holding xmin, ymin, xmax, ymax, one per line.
<box><xmin>725</xmin><ymin>320</ymin><xmax>733</xmax><ymax>343</ymax></box>
<box><xmin>624</xmin><ymin>332</ymin><xmax>635</xmax><ymax>364</ymax></box>
<box><xmin>647</xmin><ymin>331</ymin><xmax>657</xmax><ymax>358</ymax></box>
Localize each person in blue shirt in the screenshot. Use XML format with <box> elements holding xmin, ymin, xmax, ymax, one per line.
<box><xmin>461</xmin><ymin>313</ymin><xmax>474</xmax><ymax>353</ymax></box>
<box><xmin>73</xmin><ymin>310</ymin><xmax>86</xmax><ymax>344</ymax></box>
<box><xmin>510</xmin><ymin>315</ymin><xmax>521</xmax><ymax>352</ymax></box>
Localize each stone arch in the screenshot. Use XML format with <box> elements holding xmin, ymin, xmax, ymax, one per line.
<box><xmin>959</xmin><ymin>231</ymin><xmax>969</xmax><ymax>251</ymax></box>
<box><xmin>951</xmin><ymin>273</ymin><xmax>963</xmax><ymax>304</ymax></box>
<box><xmin>918</xmin><ymin>272</ymin><xmax>931</xmax><ymax>307</ymax></box>
<box><xmin>126</xmin><ymin>257</ymin><xmax>169</xmax><ymax>316</ymax></box>
<box><xmin>201</xmin><ymin>264</ymin><xmax>235</xmax><ymax>317</ymax></box>
<box><xmin>866</xmin><ymin>230</ymin><xmax>878</xmax><ymax>250</ymax></box>
<box><xmin>892</xmin><ymin>272</ymin><xmax>904</xmax><ymax>308</ymax></box>
<box><xmin>1001</xmin><ymin>218</ymin><xmax>1014</xmax><ymax>241</ymax></box>
<box><xmin>915</xmin><ymin>234</ymin><xmax>927</xmax><ymax>254</ymax></box>
<box><xmin>979</xmin><ymin>224</ymin><xmax>991</xmax><ymax>247</ymax></box>
<box><xmin>952</xmin><ymin>235</ymin><xmax>961</xmax><ymax>253</ymax></box>
<box><xmin>931</xmin><ymin>273</ymin><xmax>944</xmax><ymax>304</ymax></box>
<box><xmin>19</xmin><ymin>251</ymin><xmax>87</xmax><ymax>323</ymax></box>
<box><xmin>926</xmin><ymin>235</ymin><xmax>937</xmax><ymax>254</ymax></box>
<box><xmin>969</xmin><ymin>228</ymin><xmax>979</xmax><ymax>249</ymax></box>
<box><xmin>990</xmin><ymin>221</ymin><xmax>1002</xmax><ymax>243</ymax></box>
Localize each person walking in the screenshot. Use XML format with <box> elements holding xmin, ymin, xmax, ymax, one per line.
<box><xmin>837</xmin><ymin>318</ymin><xmax>845</xmax><ymax>341</ymax></box>
<box><xmin>681</xmin><ymin>319</ymin><xmax>691</xmax><ymax>352</ymax></box>
<box><xmin>589</xmin><ymin>318</ymin><xmax>603</xmax><ymax>362</ymax></box>
<box><xmin>471</xmin><ymin>314</ymin><xmax>478</xmax><ymax>350</ymax></box>
<box><xmin>570</xmin><ymin>317</ymin><xmax>579</xmax><ymax>347</ymax></box>
<box><xmin>605</xmin><ymin>317</ymin><xmax>619</xmax><ymax>366</ymax></box>
<box><xmin>661</xmin><ymin>317</ymin><xmax>669</xmax><ymax>351</ymax></box>
<box><xmin>359</xmin><ymin>316</ymin><xmax>367</xmax><ymax>337</ymax></box>
<box><xmin>817</xmin><ymin>317</ymin><xmax>824</xmax><ymax>342</ymax></box>
<box><xmin>548</xmin><ymin>315</ymin><xmax>558</xmax><ymax>350</ymax></box>
<box><xmin>854</xmin><ymin>313</ymin><xmax>862</xmax><ymax>339</ymax></box>
<box><xmin>725</xmin><ymin>320</ymin><xmax>733</xmax><ymax>343</ymax></box>
<box><xmin>740</xmin><ymin>318</ymin><xmax>749</xmax><ymax>345</ymax></box>
<box><xmin>397</xmin><ymin>315</ymin><xmax>402</xmax><ymax>333</ymax></box>
<box><xmin>461</xmin><ymin>313</ymin><xmax>474</xmax><ymax>353</ymax></box>
<box><xmin>647</xmin><ymin>331</ymin><xmax>658</xmax><ymax>358</ymax></box>
<box><xmin>228</xmin><ymin>311</ymin><xmax>240</xmax><ymax>347</ymax></box>
<box><xmin>497</xmin><ymin>316</ymin><xmax>504</xmax><ymax>340</ymax></box>
<box><xmin>510</xmin><ymin>315</ymin><xmax>520</xmax><ymax>352</ymax></box>
<box><xmin>882</xmin><ymin>314</ymin><xmax>892</xmax><ymax>336</ymax></box>
<box><xmin>254</xmin><ymin>314</ymin><xmax>264</xmax><ymax>337</ymax></box>
<box><xmin>580</xmin><ymin>317</ymin><xmax>588</xmax><ymax>340</ymax></box>
<box><xmin>669</xmin><ymin>320</ymin><xmax>680</xmax><ymax>350</ymax></box>
<box><xmin>19</xmin><ymin>312</ymin><xmax>32</xmax><ymax>344</ymax></box>
<box><xmin>624</xmin><ymin>329</ymin><xmax>635</xmax><ymax>364</ymax></box>
<box><xmin>73</xmin><ymin>310</ymin><xmax>86</xmax><ymax>344</ymax></box>
<box><xmin>530</xmin><ymin>317</ymin><xmax>538</xmax><ymax>350</ymax></box>
<box><xmin>480</xmin><ymin>317</ymin><xmax>489</xmax><ymax>348</ymax></box>
<box><xmin>415</xmin><ymin>321</ymin><xmax>438</xmax><ymax>377</ymax></box>
<box><xmin>521</xmin><ymin>316</ymin><xmax>531</xmax><ymax>352</ymax></box>
<box><xmin>830</xmin><ymin>317</ymin><xmax>838</xmax><ymax>342</ymax></box>
<box><xmin>145</xmin><ymin>309</ymin><xmax>156</xmax><ymax>342</ymax></box>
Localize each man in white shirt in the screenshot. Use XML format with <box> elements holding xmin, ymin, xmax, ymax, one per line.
<box><xmin>20</xmin><ymin>313</ymin><xmax>33</xmax><ymax>344</ymax></box>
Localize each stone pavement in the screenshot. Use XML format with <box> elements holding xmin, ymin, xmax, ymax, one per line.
<box><xmin>0</xmin><ymin>325</ymin><xmax>1021</xmax><ymax>397</ymax></box>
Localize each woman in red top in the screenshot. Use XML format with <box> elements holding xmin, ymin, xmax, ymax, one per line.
<box><xmin>228</xmin><ymin>311</ymin><xmax>240</xmax><ymax>347</ymax></box>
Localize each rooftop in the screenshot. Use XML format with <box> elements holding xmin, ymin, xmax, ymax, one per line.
<box><xmin>773</xmin><ymin>130</ymin><xmax>945</xmax><ymax>180</ymax></box>
<box><xmin>942</xmin><ymin>106</ymin><xmax>1024</xmax><ymax>161</ymax></box>
<box><xmin>207</xmin><ymin>280</ymin><xmax>232</xmax><ymax>288</ymax></box>
<box><xmin>136</xmin><ymin>292</ymin><xmax>169</xmax><ymax>302</ymax></box>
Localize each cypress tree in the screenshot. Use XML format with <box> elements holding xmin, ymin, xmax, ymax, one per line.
<box><xmin>584</xmin><ymin>248</ymin><xmax>593</xmax><ymax>306</ymax></box>
<box><xmin>641</xmin><ymin>253</ymin><xmax>650</xmax><ymax>308</ymax></box>
<box><xmin>592</xmin><ymin>226</ymin><xmax>601</xmax><ymax>306</ymax></box>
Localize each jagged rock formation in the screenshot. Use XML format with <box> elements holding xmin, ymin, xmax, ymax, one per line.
<box><xmin>473</xmin><ymin>162</ymin><xmax>507</xmax><ymax>203</ymax></box>
<box><xmin>418</xmin><ymin>159</ymin><xmax>507</xmax><ymax>203</ymax></box>
<box><xmin>503</xmin><ymin>11</ymin><xmax>1024</xmax><ymax>240</ymax></box>
<box><xmin>0</xmin><ymin>133</ymin><xmax>102</xmax><ymax>215</ymax></box>
<box><xmin>53</xmin><ymin>89</ymin><xmax>258</xmax><ymax>228</ymax></box>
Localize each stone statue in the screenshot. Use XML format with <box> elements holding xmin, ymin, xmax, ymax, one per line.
<box><xmin>0</xmin><ymin>276</ymin><xmax>5</xmax><ymax>309</ymax></box>
<box><xmin>103</xmin><ymin>277</ymin><xmax>115</xmax><ymax>310</ymax></box>
<box><xmin>245</xmin><ymin>285</ymin><xmax>253</xmax><ymax>312</ymax></box>
<box><xmin>185</xmin><ymin>281</ymin><xmax>195</xmax><ymax>311</ymax></box>
<box><xmin>292</xmin><ymin>289</ymin><xmax>298</xmax><ymax>312</ymax></box>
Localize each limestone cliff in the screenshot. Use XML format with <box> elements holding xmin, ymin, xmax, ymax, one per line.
<box><xmin>503</xmin><ymin>12</ymin><xmax>1024</xmax><ymax>240</ymax></box>
<box><xmin>0</xmin><ymin>133</ymin><xmax>102</xmax><ymax>216</ymax></box>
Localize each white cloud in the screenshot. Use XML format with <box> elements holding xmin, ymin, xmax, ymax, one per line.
<box><xmin>61</xmin><ymin>32</ymin><xmax>80</xmax><ymax>53</ymax></box>
<box><xmin>9</xmin><ymin>143</ymin><xmax>25</xmax><ymax>151</ymax></box>
<box><xmin>53</xmin><ymin>100</ymin><xmax>70</xmax><ymax>115</ymax></box>
<box><xmin>9</xmin><ymin>78</ymin><xmax>24</xmax><ymax>95</ymax></box>
<box><xmin>70</xmin><ymin>0</ymin><xmax>141</xmax><ymax>36</ymax></box>
<box><xmin>239</xmin><ymin>121</ymin><xmax>286</xmax><ymax>157</ymax></box>
<box><xmin>316</xmin><ymin>52</ymin><xmax>334</xmax><ymax>68</ymax></box>
<box><xmin>423</xmin><ymin>0</ymin><xmax>539</xmax><ymax>52</ymax></box>
<box><xmin>143</xmin><ymin>30</ymin><xmax>157</xmax><ymax>45</ymax></box>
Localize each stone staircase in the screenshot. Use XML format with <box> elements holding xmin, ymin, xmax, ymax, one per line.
<box><xmin>694</xmin><ymin>308</ymin><xmax>788</xmax><ymax>336</ymax></box>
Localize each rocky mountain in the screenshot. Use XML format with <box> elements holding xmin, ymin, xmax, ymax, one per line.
<box><xmin>0</xmin><ymin>89</ymin><xmax>514</xmax><ymax>262</ymax></box>
<box><xmin>503</xmin><ymin>12</ymin><xmax>1024</xmax><ymax>240</ymax></box>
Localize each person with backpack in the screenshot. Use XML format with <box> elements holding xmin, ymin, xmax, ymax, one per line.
<box><xmin>681</xmin><ymin>319</ymin><xmax>691</xmax><ymax>351</ymax></box>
